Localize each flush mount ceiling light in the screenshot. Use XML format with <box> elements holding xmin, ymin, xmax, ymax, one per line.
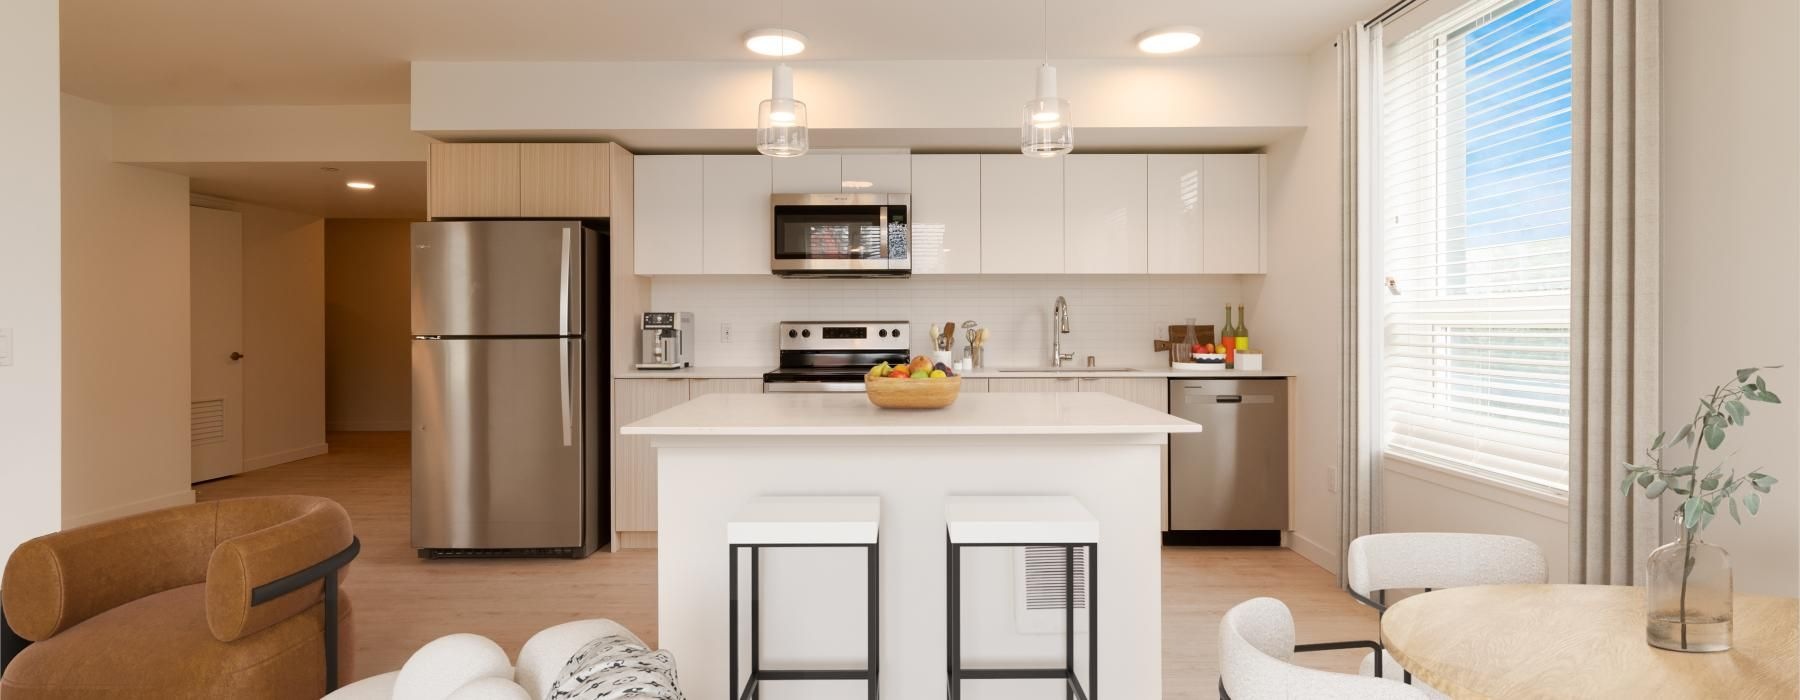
<box><xmin>1021</xmin><ymin>0</ymin><xmax>1072</xmax><ymax>157</ymax></box>
<box><xmin>754</xmin><ymin>2</ymin><xmax>808</xmax><ymax>157</ymax></box>
<box><xmin>346</xmin><ymin>181</ymin><xmax>376</xmax><ymax>190</ymax></box>
<box><xmin>744</xmin><ymin>27</ymin><xmax>807</xmax><ymax>57</ymax></box>
<box><xmin>1135</xmin><ymin>26</ymin><xmax>1202</xmax><ymax>54</ymax></box>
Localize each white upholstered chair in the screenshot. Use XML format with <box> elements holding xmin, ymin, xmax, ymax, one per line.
<box><xmin>1344</xmin><ymin>532</ymin><xmax>1547</xmax><ymax>695</ymax></box>
<box><xmin>326</xmin><ymin>619</ymin><xmax>643</xmax><ymax>700</ymax></box>
<box><xmin>1218</xmin><ymin>597</ymin><xmax>1428</xmax><ymax>700</ymax></box>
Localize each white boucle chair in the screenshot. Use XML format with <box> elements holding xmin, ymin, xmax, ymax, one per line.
<box><xmin>1218</xmin><ymin>597</ymin><xmax>1428</xmax><ymax>700</ymax></box>
<box><xmin>1343</xmin><ymin>532</ymin><xmax>1547</xmax><ymax>697</ymax></box>
<box><xmin>325</xmin><ymin>619</ymin><xmax>643</xmax><ymax>700</ymax></box>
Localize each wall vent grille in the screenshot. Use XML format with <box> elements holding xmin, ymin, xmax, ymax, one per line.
<box><xmin>191</xmin><ymin>399</ymin><xmax>226</xmax><ymax>446</ymax></box>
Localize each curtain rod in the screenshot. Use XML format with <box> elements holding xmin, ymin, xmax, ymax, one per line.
<box><xmin>1367</xmin><ymin>0</ymin><xmax>1429</xmax><ymax>26</ymax></box>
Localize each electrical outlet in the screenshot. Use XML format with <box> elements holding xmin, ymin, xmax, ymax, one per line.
<box><xmin>0</xmin><ymin>328</ymin><xmax>12</xmax><ymax>366</ymax></box>
<box><xmin>1323</xmin><ymin>464</ymin><xmax>1339</xmax><ymax>494</ymax></box>
<box><xmin>719</xmin><ymin>322</ymin><xmax>733</xmax><ymax>344</ymax></box>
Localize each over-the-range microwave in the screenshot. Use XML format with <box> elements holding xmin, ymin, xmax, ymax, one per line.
<box><xmin>771</xmin><ymin>193</ymin><xmax>909</xmax><ymax>278</ymax></box>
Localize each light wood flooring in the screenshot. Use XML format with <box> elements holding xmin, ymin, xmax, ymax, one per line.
<box><xmin>196</xmin><ymin>432</ymin><xmax>1373</xmax><ymax>696</ymax></box>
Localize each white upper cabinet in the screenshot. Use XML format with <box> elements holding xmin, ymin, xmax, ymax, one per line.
<box><xmin>1147</xmin><ymin>155</ymin><xmax>1206</xmax><ymax>274</ymax></box>
<box><xmin>1063</xmin><ymin>154</ymin><xmax>1148</xmax><ymax>274</ymax></box>
<box><xmin>1200</xmin><ymin>154</ymin><xmax>1266</xmax><ymax>274</ymax></box>
<box><xmin>841</xmin><ymin>154</ymin><xmax>911</xmax><ymax>193</ymax></box>
<box><xmin>701</xmin><ymin>155</ymin><xmax>772</xmax><ymax>275</ymax></box>
<box><xmin>980</xmin><ymin>155</ymin><xmax>1064</xmax><ymax>274</ymax></box>
<box><xmin>910</xmin><ymin>155</ymin><xmax>982</xmax><ymax>274</ymax></box>
<box><xmin>634</xmin><ymin>156</ymin><xmax>704</xmax><ymax>275</ymax></box>
<box><xmin>771</xmin><ymin>154</ymin><xmax>842</xmax><ymax>194</ymax></box>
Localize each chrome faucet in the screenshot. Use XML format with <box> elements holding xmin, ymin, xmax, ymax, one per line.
<box><xmin>1052</xmin><ymin>296</ymin><xmax>1074</xmax><ymax>367</ymax></box>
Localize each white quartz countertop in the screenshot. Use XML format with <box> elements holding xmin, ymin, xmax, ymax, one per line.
<box><xmin>614</xmin><ymin>366</ymin><xmax>771</xmax><ymax>379</ymax></box>
<box><xmin>614</xmin><ymin>366</ymin><xmax>1291</xmax><ymax>380</ymax></box>
<box><xmin>620</xmin><ymin>391</ymin><xmax>1204</xmax><ymax>437</ymax></box>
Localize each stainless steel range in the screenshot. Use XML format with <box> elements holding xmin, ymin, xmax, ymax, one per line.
<box><xmin>761</xmin><ymin>321</ymin><xmax>911</xmax><ymax>393</ymax></box>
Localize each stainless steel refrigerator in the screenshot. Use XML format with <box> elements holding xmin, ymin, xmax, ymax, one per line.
<box><xmin>410</xmin><ymin>220</ymin><xmax>608</xmax><ymax>558</ymax></box>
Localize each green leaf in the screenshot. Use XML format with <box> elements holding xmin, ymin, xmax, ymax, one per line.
<box><xmin>1671</xmin><ymin>485</ymin><xmax>1691</xmax><ymax>496</ymax></box>
<box><xmin>1725</xmin><ymin>400</ymin><xmax>1748</xmax><ymax>425</ymax></box>
<box><xmin>1650</xmin><ymin>431</ymin><xmax>1666</xmax><ymax>450</ymax></box>
<box><xmin>1752</xmin><ymin>475</ymin><xmax>1777</xmax><ymax>493</ymax></box>
<box><xmin>1670</xmin><ymin>465</ymin><xmax>1699</xmax><ymax>476</ymax></box>
<box><xmin>1683</xmin><ymin>497</ymin><xmax>1703</xmax><ymax>524</ymax></box>
<box><xmin>1646</xmin><ymin>479</ymin><xmax>1668</xmax><ymax>499</ymax></box>
<box><xmin>1746</xmin><ymin>492</ymin><xmax>1761</xmax><ymax>515</ymax></box>
<box><xmin>1737</xmin><ymin>367</ymin><xmax>1758</xmax><ymax>382</ymax></box>
<box><xmin>1620</xmin><ymin>476</ymin><xmax>1636</xmax><ymax>497</ymax></box>
<box><xmin>1700</xmin><ymin>476</ymin><xmax>1720</xmax><ymax>491</ymax></box>
<box><xmin>1757</xmin><ymin>375</ymin><xmax>1767</xmax><ymax>391</ymax></box>
<box><xmin>1637</xmin><ymin>472</ymin><xmax>1655</xmax><ymax>487</ymax></box>
<box><xmin>1673</xmin><ymin>425</ymin><xmax>1694</xmax><ymax>445</ymax></box>
<box><xmin>1729</xmin><ymin>497</ymin><xmax>1742</xmax><ymax>524</ymax></box>
<box><xmin>1764</xmin><ymin>392</ymin><xmax>1782</xmax><ymax>405</ymax></box>
<box><xmin>1704</xmin><ymin>424</ymin><xmax>1726</xmax><ymax>450</ymax></box>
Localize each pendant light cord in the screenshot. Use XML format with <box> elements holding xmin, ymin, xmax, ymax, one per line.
<box><xmin>1041</xmin><ymin>0</ymin><xmax>1049</xmax><ymax>66</ymax></box>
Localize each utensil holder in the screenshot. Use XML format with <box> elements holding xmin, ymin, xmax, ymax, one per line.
<box><xmin>970</xmin><ymin>346</ymin><xmax>984</xmax><ymax>369</ymax></box>
<box><xmin>931</xmin><ymin>350</ymin><xmax>953</xmax><ymax>366</ymax></box>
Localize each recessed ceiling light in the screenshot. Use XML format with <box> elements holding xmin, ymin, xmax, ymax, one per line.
<box><xmin>1136</xmin><ymin>26</ymin><xmax>1203</xmax><ymax>55</ymax></box>
<box><xmin>346</xmin><ymin>181</ymin><xmax>376</xmax><ymax>190</ymax></box>
<box><xmin>744</xmin><ymin>27</ymin><xmax>806</xmax><ymax>57</ymax></box>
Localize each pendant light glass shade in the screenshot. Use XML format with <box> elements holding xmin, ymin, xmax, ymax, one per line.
<box><xmin>1021</xmin><ymin>65</ymin><xmax>1072</xmax><ymax>157</ymax></box>
<box><xmin>757</xmin><ymin>63</ymin><xmax>808</xmax><ymax>157</ymax></box>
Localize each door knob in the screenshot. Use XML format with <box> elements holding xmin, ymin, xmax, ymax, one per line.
<box><xmin>229</xmin><ymin>352</ymin><xmax>244</xmax><ymax>361</ymax></box>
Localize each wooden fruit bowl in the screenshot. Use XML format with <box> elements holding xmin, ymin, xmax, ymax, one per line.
<box><xmin>865</xmin><ymin>376</ymin><xmax>962</xmax><ymax>409</ymax></box>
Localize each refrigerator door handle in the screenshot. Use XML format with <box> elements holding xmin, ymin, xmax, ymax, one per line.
<box><xmin>559</xmin><ymin>338</ymin><xmax>573</xmax><ymax>447</ymax></box>
<box><xmin>558</xmin><ymin>227</ymin><xmax>572</xmax><ymax>337</ymax></box>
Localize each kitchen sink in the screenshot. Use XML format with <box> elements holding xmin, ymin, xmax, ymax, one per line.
<box><xmin>996</xmin><ymin>367</ymin><xmax>1140</xmax><ymax>373</ymax></box>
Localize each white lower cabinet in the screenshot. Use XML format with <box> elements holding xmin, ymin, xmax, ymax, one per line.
<box><xmin>613</xmin><ymin>377</ymin><xmax>762</xmax><ymax>542</ymax></box>
<box><xmin>986</xmin><ymin>377</ymin><xmax>1080</xmax><ymax>393</ymax></box>
<box><xmin>1080</xmin><ymin>378</ymin><xmax>1172</xmax><ymax>532</ymax></box>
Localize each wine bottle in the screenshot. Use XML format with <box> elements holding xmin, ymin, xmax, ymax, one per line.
<box><xmin>1221</xmin><ymin>305</ymin><xmax>1236</xmax><ymax>368</ymax></box>
<box><xmin>1236</xmin><ymin>305</ymin><xmax>1250</xmax><ymax>352</ymax></box>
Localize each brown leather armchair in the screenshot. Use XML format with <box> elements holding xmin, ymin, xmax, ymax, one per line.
<box><xmin>0</xmin><ymin>495</ymin><xmax>359</xmax><ymax>699</ymax></box>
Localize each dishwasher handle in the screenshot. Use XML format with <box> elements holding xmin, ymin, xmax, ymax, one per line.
<box><xmin>1180</xmin><ymin>390</ymin><xmax>1275</xmax><ymax>405</ymax></box>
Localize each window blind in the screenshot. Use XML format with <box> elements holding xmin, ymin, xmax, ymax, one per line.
<box><xmin>1378</xmin><ymin>0</ymin><xmax>1573</xmax><ymax>489</ymax></box>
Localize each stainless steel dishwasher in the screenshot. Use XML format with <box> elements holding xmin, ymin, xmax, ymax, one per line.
<box><xmin>1166</xmin><ymin>378</ymin><xmax>1288</xmax><ymax>546</ymax></box>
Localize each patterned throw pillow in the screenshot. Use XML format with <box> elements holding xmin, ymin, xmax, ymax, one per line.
<box><xmin>546</xmin><ymin>635</ymin><xmax>684</xmax><ymax>700</ymax></box>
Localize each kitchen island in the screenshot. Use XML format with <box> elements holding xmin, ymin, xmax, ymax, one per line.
<box><xmin>621</xmin><ymin>391</ymin><xmax>1202</xmax><ymax>699</ymax></box>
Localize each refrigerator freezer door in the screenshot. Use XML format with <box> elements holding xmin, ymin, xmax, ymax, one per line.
<box><xmin>413</xmin><ymin>337</ymin><xmax>584</xmax><ymax>549</ymax></box>
<box><xmin>411</xmin><ymin>221</ymin><xmax>583</xmax><ymax>337</ymax></box>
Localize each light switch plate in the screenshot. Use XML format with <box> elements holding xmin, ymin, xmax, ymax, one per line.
<box><xmin>720</xmin><ymin>322</ymin><xmax>733</xmax><ymax>344</ymax></box>
<box><xmin>0</xmin><ymin>328</ymin><xmax>12</xmax><ymax>366</ymax></box>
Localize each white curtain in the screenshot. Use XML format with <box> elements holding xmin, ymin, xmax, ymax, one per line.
<box><xmin>1567</xmin><ymin>0</ymin><xmax>1662</xmax><ymax>585</ymax></box>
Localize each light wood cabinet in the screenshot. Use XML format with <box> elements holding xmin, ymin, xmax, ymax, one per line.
<box><xmin>613</xmin><ymin>377</ymin><xmax>762</xmax><ymax>542</ymax></box>
<box><xmin>520</xmin><ymin>143</ymin><xmax>610</xmax><ymax>218</ymax></box>
<box><xmin>1148</xmin><ymin>155</ymin><xmax>1206</xmax><ymax>274</ymax></box>
<box><xmin>841</xmin><ymin>154</ymin><xmax>911</xmax><ymax>193</ymax></box>
<box><xmin>772</xmin><ymin>154</ymin><xmax>842</xmax><ymax>193</ymax></box>
<box><xmin>987</xmin><ymin>377</ymin><xmax>1080</xmax><ymax>393</ymax></box>
<box><xmin>910</xmin><ymin>155</ymin><xmax>982</xmax><ymax>275</ymax></box>
<box><xmin>701</xmin><ymin>156</ymin><xmax>773</xmax><ymax>275</ymax></box>
<box><xmin>428</xmin><ymin>143</ymin><xmax>521</xmax><ymax>218</ymax></box>
<box><xmin>957</xmin><ymin>378</ymin><xmax>990</xmax><ymax>393</ymax></box>
<box><xmin>613</xmin><ymin>379</ymin><xmax>692</xmax><ymax>534</ymax></box>
<box><xmin>980</xmin><ymin>155</ymin><xmax>1064</xmax><ymax>274</ymax></box>
<box><xmin>1201</xmin><ymin>154</ymin><xmax>1266</xmax><ymax>274</ymax></box>
<box><xmin>1078</xmin><ymin>377</ymin><xmax>1172</xmax><ymax>532</ymax></box>
<box><xmin>1064</xmin><ymin>155</ymin><xmax>1148</xmax><ymax>274</ymax></box>
<box><xmin>633</xmin><ymin>156</ymin><xmax>704</xmax><ymax>275</ymax></box>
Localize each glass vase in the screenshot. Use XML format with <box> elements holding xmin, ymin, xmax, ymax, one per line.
<box><xmin>1645</xmin><ymin>525</ymin><xmax>1733</xmax><ymax>652</ymax></box>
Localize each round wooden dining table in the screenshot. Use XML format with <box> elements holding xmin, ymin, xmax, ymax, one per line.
<box><xmin>1380</xmin><ymin>584</ymin><xmax>1798</xmax><ymax>699</ymax></box>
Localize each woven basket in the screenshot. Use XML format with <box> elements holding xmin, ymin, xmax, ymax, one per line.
<box><xmin>865</xmin><ymin>376</ymin><xmax>962</xmax><ymax>409</ymax></box>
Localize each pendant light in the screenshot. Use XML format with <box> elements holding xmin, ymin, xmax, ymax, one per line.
<box><xmin>1021</xmin><ymin>0</ymin><xmax>1072</xmax><ymax>157</ymax></box>
<box><xmin>755</xmin><ymin>2</ymin><xmax>807</xmax><ymax>157</ymax></box>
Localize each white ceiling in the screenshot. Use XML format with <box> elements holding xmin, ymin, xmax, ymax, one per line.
<box><xmin>145</xmin><ymin>162</ymin><xmax>428</xmax><ymax>220</ymax></box>
<box><xmin>61</xmin><ymin>0</ymin><xmax>1388</xmax><ymax>106</ymax></box>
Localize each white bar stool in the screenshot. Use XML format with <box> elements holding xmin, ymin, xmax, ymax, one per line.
<box><xmin>728</xmin><ymin>496</ymin><xmax>880</xmax><ymax>700</ymax></box>
<box><xmin>945</xmin><ymin>495</ymin><xmax>1099</xmax><ymax>700</ymax></box>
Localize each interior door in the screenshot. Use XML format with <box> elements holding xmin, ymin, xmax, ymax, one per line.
<box><xmin>190</xmin><ymin>206</ymin><xmax>245</xmax><ymax>482</ymax></box>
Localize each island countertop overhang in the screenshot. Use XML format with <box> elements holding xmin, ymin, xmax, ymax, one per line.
<box><xmin>620</xmin><ymin>391</ymin><xmax>1203</xmax><ymax>437</ymax></box>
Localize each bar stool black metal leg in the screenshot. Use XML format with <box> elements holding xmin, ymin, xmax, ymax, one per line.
<box><xmin>1065</xmin><ymin>544</ymin><xmax>1075</xmax><ymax>700</ymax></box>
<box><xmin>750</xmin><ymin>545</ymin><xmax>760</xmax><ymax>699</ymax></box>
<box><xmin>948</xmin><ymin>540</ymin><xmax>961</xmax><ymax>700</ymax></box>
<box><xmin>1089</xmin><ymin>543</ymin><xmax>1098</xmax><ymax>699</ymax></box>
<box><xmin>868</xmin><ymin>541</ymin><xmax>880</xmax><ymax>700</ymax></box>
<box><xmin>729</xmin><ymin>545</ymin><xmax>738</xmax><ymax>700</ymax></box>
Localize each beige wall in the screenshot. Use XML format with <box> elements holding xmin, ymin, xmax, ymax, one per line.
<box><xmin>325</xmin><ymin>219</ymin><xmax>411</xmax><ymax>432</ymax></box>
<box><xmin>1661</xmin><ymin>0</ymin><xmax>1800</xmax><ymax>596</ymax></box>
<box><xmin>239</xmin><ymin>202</ymin><xmax>329</xmax><ymax>468</ymax></box>
<box><xmin>1</xmin><ymin>0</ymin><xmax>63</xmax><ymax>560</ymax></box>
<box><xmin>1249</xmin><ymin>41</ymin><xmax>1345</xmax><ymax>574</ymax></box>
<box><xmin>60</xmin><ymin>94</ymin><xmax>197</xmax><ymax>527</ymax></box>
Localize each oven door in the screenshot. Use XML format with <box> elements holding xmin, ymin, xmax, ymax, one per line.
<box><xmin>771</xmin><ymin>195</ymin><xmax>909</xmax><ymax>274</ymax></box>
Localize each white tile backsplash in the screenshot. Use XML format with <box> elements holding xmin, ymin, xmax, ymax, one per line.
<box><xmin>649</xmin><ymin>275</ymin><xmax>1253</xmax><ymax>369</ymax></box>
